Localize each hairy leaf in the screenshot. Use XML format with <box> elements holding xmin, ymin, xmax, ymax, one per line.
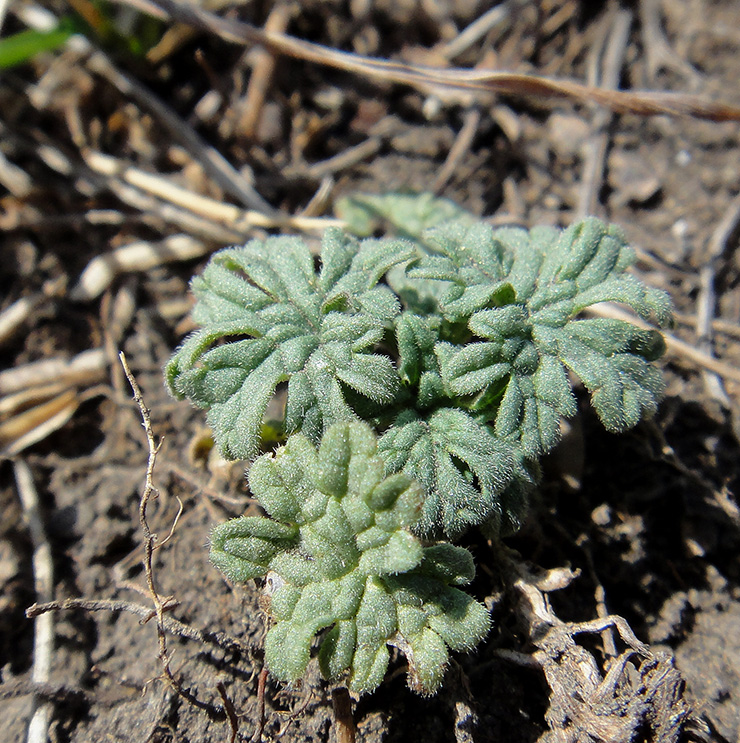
<box><xmin>337</xmin><ymin>192</ymin><xmax>480</xmax><ymax>315</ymax></box>
<box><xmin>166</xmin><ymin>229</ymin><xmax>413</xmax><ymax>459</ymax></box>
<box><xmin>210</xmin><ymin>421</ymin><xmax>489</xmax><ymax>695</ymax></box>
<box><xmin>336</xmin><ymin>191</ymin><xmax>476</xmax><ymax>242</ymax></box>
<box><xmin>378</xmin><ymin>407</ymin><xmax>530</xmax><ymax>538</ymax></box>
<box><xmin>406</xmin><ymin>220</ymin><xmax>516</xmax><ymax>322</ymax></box>
<box><xmin>419</xmin><ymin>219</ymin><xmax>672</xmax><ymax>456</ymax></box>
<box><xmin>395</xmin><ymin>312</ymin><xmax>441</xmax><ymax>389</ymax></box>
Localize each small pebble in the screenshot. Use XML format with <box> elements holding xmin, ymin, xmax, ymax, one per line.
<box><xmin>591</xmin><ymin>503</ymin><xmax>612</xmax><ymax>526</ymax></box>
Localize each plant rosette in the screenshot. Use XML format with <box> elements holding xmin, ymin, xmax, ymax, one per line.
<box><xmin>167</xmin><ymin>193</ymin><xmax>672</xmax><ymax>696</ymax></box>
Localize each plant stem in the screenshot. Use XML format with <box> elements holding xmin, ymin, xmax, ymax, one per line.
<box><xmin>331</xmin><ymin>686</ymin><xmax>356</xmax><ymax>743</ymax></box>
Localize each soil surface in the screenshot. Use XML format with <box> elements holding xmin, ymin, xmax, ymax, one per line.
<box><xmin>2</xmin><ymin>1</ymin><xmax>740</xmax><ymax>742</ymax></box>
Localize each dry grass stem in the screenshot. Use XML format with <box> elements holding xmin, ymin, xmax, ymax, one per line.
<box><xmin>85</xmin><ymin>51</ymin><xmax>276</xmax><ymax>214</ymax></box>
<box><xmin>82</xmin><ymin>150</ymin><xmax>342</xmax><ymax>239</ymax></box>
<box><xmin>123</xmin><ymin>0</ymin><xmax>740</xmax><ymax>121</ymax></box>
<box><xmin>296</xmin><ymin>138</ymin><xmax>383</xmax><ymax>180</ymax></box>
<box><xmin>237</xmin><ymin>2</ymin><xmax>294</xmax><ymax>140</ymax></box>
<box><xmin>0</xmin><ymin>389</ymin><xmax>80</xmax><ymax>457</ymax></box>
<box><xmin>0</xmin><ymin>295</ymin><xmax>47</xmax><ymax>346</ymax></box>
<box><xmin>695</xmin><ymin>195</ymin><xmax>740</xmax><ymax>404</ymax></box>
<box><xmin>639</xmin><ymin>0</ymin><xmax>702</xmax><ymax>85</ymax></box>
<box><xmin>0</xmin><ymin>149</ymin><xmax>33</xmax><ymax>197</ymax></box>
<box><xmin>97</xmin><ymin>174</ymin><xmax>248</xmax><ymax>245</ymax></box>
<box><xmin>13</xmin><ymin>459</ymin><xmax>54</xmax><ymax>743</ymax></box>
<box><xmin>439</xmin><ymin>4</ymin><xmax>511</xmax><ymax>61</ymax></box>
<box><xmin>71</xmin><ymin>234</ymin><xmax>211</xmax><ymax>301</ymax></box>
<box><xmin>0</xmin><ymin>348</ymin><xmax>107</xmax><ymax>396</ymax></box>
<box><xmin>675</xmin><ymin>313</ymin><xmax>740</xmax><ymax>341</ymax></box>
<box><xmin>432</xmin><ymin>108</ymin><xmax>481</xmax><ymax>193</ymax></box>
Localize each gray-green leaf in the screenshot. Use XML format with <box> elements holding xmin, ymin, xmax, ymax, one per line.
<box><xmin>210</xmin><ymin>421</ymin><xmax>490</xmax><ymax>695</ymax></box>
<box><xmin>427</xmin><ymin>218</ymin><xmax>672</xmax><ymax>456</ymax></box>
<box><xmin>378</xmin><ymin>407</ymin><xmax>531</xmax><ymax>538</ymax></box>
<box><xmin>166</xmin><ymin>229</ymin><xmax>413</xmax><ymax>460</ymax></box>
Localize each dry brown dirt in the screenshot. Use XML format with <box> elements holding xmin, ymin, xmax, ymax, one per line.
<box><xmin>2</xmin><ymin>1</ymin><xmax>740</xmax><ymax>741</ymax></box>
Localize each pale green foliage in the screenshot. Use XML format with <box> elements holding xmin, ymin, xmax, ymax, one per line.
<box><xmin>166</xmin><ymin>228</ymin><xmax>414</xmax><ymax>459</ymax></box>
<box><xmin>210</xmin><ymin>421</ymin><xmax>489</xmax><ymax>695</ymax></box>
<box><xmin>168</xmin><ymin>195</ymin><xmax>671</xmax><ymax>538</ymax></box>
<box><xmin>413</xmin><ymin>218</ymin><xmax>672</xmax><ymax>458</ymax></box>
<box><xmin>337</xmin><ymin>192</ymin><xmax>477</xmax><ymax>315</ymax></box>
<box><xmin>378</xmin><ymin>407</ymin><xmax>530</xmax><ymax>538</ymax></box>
<box><xmin>169</xmin><ymin>192</ymin><xmax>672</xmax><ymax>697</ymax></box>
<box><xmin>335</xmin><ymin>191</ymin><xmax>475</xmax><ymax>242</ymax></box>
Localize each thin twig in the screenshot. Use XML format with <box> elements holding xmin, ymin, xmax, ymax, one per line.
<box><xmin>250</xmin><ymin>666</ymin><xmax>269</xmax><ymax>743</ymax></box>
<box><xmin>217</xmin><ymin>682</ymin><xmax>240</xmax><ymax>743</ymax></box>
<box><xmin>14</xmin><ymin>460</ymin><xmax>54</xmax><ymax>743</ymax></box>
<box><xmin>118</xmin><ymin>354</ymin><xmax>249</xmax><ymax>721</ymax></box>
<box><xmin>119</xmin><ymin>353</ymin><xmax>172</xmax><ymax>667</ymax></box>
<box><xmin>114</xmin><ymin>0</ymin><xmax>740</xmax><ymax>122</ymax></box>
<box><xmin>0</xmin><ymin>679</ymin><xmax>93</xmax><ymax>706</ymax></box>
<box><xmin>274</xmin><ymin>688</ymin><xmax>316</xmax><ymax>739</ymax></box>
<box><xmin>26</xmin><ymin>597</ymin><xmax>245</xmax><ymax>655</ymax></box>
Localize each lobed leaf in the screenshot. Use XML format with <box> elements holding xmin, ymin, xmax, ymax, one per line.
<box><xmin>378</xmin><ymin>407</ymin><xmax>531</xmax><ymax>538</ymax></box>
<box><xmin>166</xmin><ymin>229</ymin><xmax>413</xmax><ymax>460</ymax></box>
<box><xmin>210</xmin><ymin>421</ymin><xmax>489</xmax><ymax>695</ymax></box>
<box><xmin>420</xmin><ymin>218</ymin><xmax>672</xmax><ymax>456</ymax></box>
<box><xmin>335</xmin><ymin>191</ymin><xmax>476</xmax><ymax>243</ymax></box>
<box><xmin>395</xmin><ymin>312</ymin><xmax>441</xmax><ymax>388</ymax></box>
<box><xmin>407</xmin><ymin>221</ymin><xmax>514</xmax><ymax>322</ymax></box>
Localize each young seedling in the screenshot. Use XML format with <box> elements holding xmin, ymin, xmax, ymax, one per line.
<box><xmin>167</xmin><ymin>193</ymin><xmax>671</xmax><ymax>695</ymax></box>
